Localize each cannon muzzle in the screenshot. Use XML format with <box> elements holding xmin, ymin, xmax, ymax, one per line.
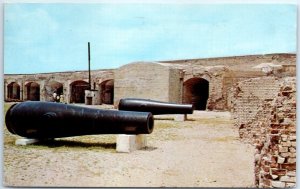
<box><xmin>118</xmin><ymin>98</ymin><xmax>194</xmax><ymax>115</ymax></box>
<box><xmin>5</xmin><ymin>101</ymin><xmax>154</xmax><ymax>139</ymax></box>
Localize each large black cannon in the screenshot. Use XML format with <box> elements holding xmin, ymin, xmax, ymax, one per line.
<box><xmin>5</xmin><ymin>101</ymin><xmax>154</xmax><ymax>139</ymax></box>
<box><xmin>118</xmin><ymin>98</ymin><xmax>194</xmax><ymax>115</ymax></box>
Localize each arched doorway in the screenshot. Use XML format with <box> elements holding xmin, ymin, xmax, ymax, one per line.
<box><xmin>70</xmin><ymin>80</ymin><xmax>89</xmax><ymax>103</ymax></box>
<box><xmin>183</xmin><ymin>78</ymin><xmax>209</xmax><ymax>110</ymax></box>
<box><xmin>7</xmin><ymin>82</ymin><xmax>20</xmax><ymax>100</ymax></box>
<box><xmin>100</xmin><ymin>79</ymin><xmax>114</xmax><ymax>104</ymax></box>
<box><xmin>25</xmin><ymin>82</ymin><xmax>40</xmax><ymax>101</ymax></box>
<box><xmin>45</xmin><ymin>81</ymin><xmax>63</xmax><ymax>101</ymax></box>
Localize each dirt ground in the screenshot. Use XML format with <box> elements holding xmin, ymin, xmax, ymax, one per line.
<box><xmin>3</xmin><ymin>104</ymin><xmax>255</xmax><ymax>187</ymax></box>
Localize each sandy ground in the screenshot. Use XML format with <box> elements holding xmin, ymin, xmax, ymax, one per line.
<box><xmin>3</xmin><ymin>105</ymin><xmax>255</xmax><ymax>187</ymax></box>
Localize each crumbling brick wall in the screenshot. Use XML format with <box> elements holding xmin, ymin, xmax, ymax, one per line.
<box><xmin>206</xmin><ymin>71</ymin><xmax>227</xmax><ymax>110</ymax></box>
<box><xmin>232</xmin><ymin>76</ymin><xmax>281</xmax><ymax>142</ymax></box>
<box><xmin>255</xmin><ymin>77</ymin><xmax>296</xmax><ymax>188</ymax></box>
<box><xmin>232</xmin><ymin>76</ymin><xmax>296</xmax><ymax>187</ymax></box>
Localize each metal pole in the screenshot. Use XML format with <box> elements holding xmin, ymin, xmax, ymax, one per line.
<box><xmin>88</xmin><ymin>42</ymin><xmax>91</xmax><ymax>90</ymax></box>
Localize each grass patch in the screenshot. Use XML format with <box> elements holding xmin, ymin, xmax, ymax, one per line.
<box><xmin>148</xmin><ymin>131</ymin><xmax>183</xmax><ymax>141</ymax></box>
<box><xmin>154</xmin><ymin>121</ymin><xmax>177</xmax><ymax>129</ymax></box>
<box><xmin>4</xmin><ymin>103</ymin><xmax>14</xmax><ymax>113</ymax></box>
<box><xmin>3</xmin><ymin>103</ymin><xmax>19</xmax><ymax>145</ymax></box>
<box><xmin>148</xmin><ymin>121</ymin><xmax>184</xmax><ymax>141</ymax></box>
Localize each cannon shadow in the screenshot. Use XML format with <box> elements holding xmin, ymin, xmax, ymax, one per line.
<box><xmin>34</xmin><ymin>139</ymin><xmax>116</xmax><ymax>150</ymax></box>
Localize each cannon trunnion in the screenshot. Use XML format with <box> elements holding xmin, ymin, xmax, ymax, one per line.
<box><xmin>118</xmin><ymin>98</ymin><xmax>194</xmax><ymax>115</ymax></box>
<box><xmin>5</xmin><ymin>101</ymin><xmax>154</xmax><ymax>139</ymax></box>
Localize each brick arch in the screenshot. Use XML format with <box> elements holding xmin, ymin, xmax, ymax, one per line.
<box><xmin>99</xmin><ymin>79</ymin><xmax>114</xmax><ymax>104</ymax></box>
<box><xmin>45</xmin><ymin>81</ymin><xmax>64</xmax><ymax>101</ymax></box>
<box><xmin>7</xmin><ymin>82</ymin><xmax>20</xmax><ymax>100</ymax></box>
<box><xmin>183</xmin><ymin>77</ymin><xmax>209</xmax><ymax>110</ymax></box>
<box><xmin>184</xmin><ymin>73</ymin><xmax>211</xmax><ymax>83</ymax></box>
<box><xmin>70</xmin><ymin>80</ymin><xmax>89</xmax><ymax>103</ymax></box>
<box><xmin>25</xmin><ymin>82</ymin><xmax>40</xmax><ymax>101</ymax></box>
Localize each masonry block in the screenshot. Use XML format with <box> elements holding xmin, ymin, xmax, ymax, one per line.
<box><xmin>15</xmin><ymin>138</ymin><xmax>40</xmax><ymax>146</ymax></box>
<box><xmin>174</xmin><ymin>114</ymin><xmax>187</xmax><ymax>122</ymax></box>
<box><xmin>287</xmin><ymin>171</ymin><xmax>296</xmax><ymax>177</ymax></box>
<box><xmin>116</xmin><ymin>134</ymin><xmax>147</xmax><ymax>153</ymax></box>
<box><xmin>277</xmin><ymin>156</ymin><xmax>285</xmax><ymax>164</ymax></box>
<box><xmin>286</xmin><ymin>182</ymin><xmax>296</xmax><ymax>187</ymax></box>
<box><xmin>271</xmin><ymin>181</ymin><xmax>286</xmax><ymax>188</ymax></box>
<box><xmin>280</xmin><ymin>176</ymin><xmax>296</xmax><ymax>183</ymax></box>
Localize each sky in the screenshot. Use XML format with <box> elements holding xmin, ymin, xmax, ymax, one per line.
<box><xmin>4</xmin><ymin>3</ymin><xmax>297</xmax><ymax>74</ymax></box>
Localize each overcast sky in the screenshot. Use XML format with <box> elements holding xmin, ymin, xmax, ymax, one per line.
<box><xmin>4</xmin><ymin>3</ymin><xmax>297</xmax><ymax>74</ymax></box>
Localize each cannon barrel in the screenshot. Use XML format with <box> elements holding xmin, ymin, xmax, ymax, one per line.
<box><xmin>118</xmin><ymin>98</ymin><xmax>194</xmax><ymax>115</ymax></box>
<box><xmin>5</xmin><ymin>101</ymin><xmax>154</xmax><ymax>139</ymax></box>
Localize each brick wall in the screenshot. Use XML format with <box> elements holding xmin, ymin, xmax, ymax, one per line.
<box><xmin>207</xmin><ymin>73</ymin><xmax>226</xmax><ymax>110</ymax></box>
<box><xmin>160</xmin><ymin>53</ymin><xmax>296</xmax><ymax>71</ymax></box>
<box><xmin>4</xmin><ymin>69</ymin><xmax>114</xmax><ymax>102</ymax></box>
<box><xmin>232</xmin><ymin>76</ymin><xmax>296</xmax><ymax>187</ymax></box>
<box><xmin>255</xmin><ymin>77</ymin><xmax>296</xmax><ymax>188</ymax></box>
<box><xmin>232</xmin><ymin>77</ymin><xmax>281</xmax><ymax>141</ymax></box>
<box><xmin>5</xmin><ymin>53</ymin><xmax>295</xmax><ymax>111</ymax></box>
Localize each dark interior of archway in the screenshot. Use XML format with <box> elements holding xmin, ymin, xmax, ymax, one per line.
<box><xmin>56</xmin><ymin>86</ymin><xmax>63</xmax><ymax>95</ymax></box>
<box><xmin>7</xmin><ymin>82</ymin><xmax>20</xmax><ymax>100</ymax></box>
<box><xmin>46</xmin><ymin>82</ymin><xmax>63</xmax><ymax>96</ymax></box>
<box><xmin>49</xmin><ymin>82</ymin><xmax>63</xmax><ymax>95</ymax></box>
<box><xmin>26</xmin><ymin>83</ymin><xmax>40</xmax><ymax>101</ymax></box>
<box><xmin>46</xmin><ymin>82</ymin><xmax>64</xmax><ymax>102</ymax></box>
<box><xmin>71</xmin><ymin>81</ymin><xmax>89</xmax><ymax>103</ymax></box>
<box><xmin>100</xmin><ymin>80</ymin><xmax>114</xmax><ymax>104</ymax></box>
<box><xmin>183</xmin><ymin>78</ymin><xmax>209</xmax><ymax>110</ymax></box>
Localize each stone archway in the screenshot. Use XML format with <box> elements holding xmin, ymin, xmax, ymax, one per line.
<box><xmin>45</xmin><ymin>81</ymin><xmax>64</xmax><ymax>101</ymax></box>
<box><xmin>100</xmin><ymin>79</ymin><xmax>114</xmax><ymax>104</ymax></box>
<box><xmin>7</xmin><ymin>82</ymin><xmax>20</xmax><ymax>100</ymax></box>
<box><xmin>183</xmin><ymin>78</ymin><xmax>209</xmax><ymax>110</ymax></box>
<box><xmin>70</xmin><ymin>80</ymin><xmax>89</xmax><ymax>103</ymax></box>
<box><xmin>25</xmin><ymin>82</ymin><xmax>40</xmax><ymax>101</ymax></box>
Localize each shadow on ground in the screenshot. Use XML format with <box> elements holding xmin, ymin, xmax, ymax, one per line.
<box><xmin>33</xmin><ymin>139</ymin><xmax>116</xmax><ymax>149</ymax></box>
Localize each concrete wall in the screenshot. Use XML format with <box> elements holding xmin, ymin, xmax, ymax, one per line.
<box><xmin>168</xmin><ymin>67</ymin><xmax>183</xmax><ymax>103</ymax></box>
<box><xmin>114</xmin><ymin>62</ymin><xmax>182</xmax><ymax>106</ymax></box>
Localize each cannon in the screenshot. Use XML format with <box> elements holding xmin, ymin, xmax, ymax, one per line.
<box><xmin>5</xmin><ymin>101</ymin><xmax>154</xmax><ymax>139</ymax></box>
<box><xmin>118</xmin><ymin>98</ymin><xmax>194</xmax><ymax>115</ymax></box>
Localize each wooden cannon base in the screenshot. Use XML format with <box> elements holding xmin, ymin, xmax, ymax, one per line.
<box><xmin>15</xmin><ymin>134</ymin><xmax>147</xmax><ymax>153</ymax></box>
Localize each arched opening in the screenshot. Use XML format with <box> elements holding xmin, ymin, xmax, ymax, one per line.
<box><xmin>7</xmin><ymin>82</ymin><xmax>20</xmax><ymax>100</ymax></box>
<box><xmin>183</xmin><ymin>78</ymin><xmax>209</xmax><ymax>110</ymax></box>
<box><xmin>70</xmin><ymin>80</ymin><xmax>89</xmax><ymax>103</ymax></box>
<box><xmin>100</xmin><ymin>79</ymin><xmax>114</xmax><ymax>104</ymax></box>
<box><xmin>25</xmin><ymin>82</ymin><xmax>40</xmax><ymax>101</ymax></box>
<box><xmin>45</xmin><ymin>81</ymin><xmax>63</xmax><ymax>102</ymax></box>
